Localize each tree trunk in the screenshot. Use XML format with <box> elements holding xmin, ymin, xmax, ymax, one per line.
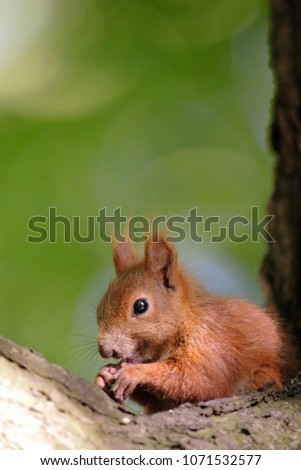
<box><xmin>261</xmin><ymin>0</ymin><xmax>301</xmax><ymax>345</ymax></box>
<box><xmin>1</xmin><ymin>336</ymin><xmax>301</xmax><ymax>450</ymax></box>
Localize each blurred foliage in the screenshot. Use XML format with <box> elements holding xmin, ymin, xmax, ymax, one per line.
<box><xmin>0</xmin><ymin>0</ymin><xmax>274</xmax><ymax>379</ymax></box>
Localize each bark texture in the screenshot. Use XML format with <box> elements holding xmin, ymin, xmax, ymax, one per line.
<box><xmin>261</xmin><ymin>0</ymin><xmax>301</xmax><ymax>343</ymax></box>
<box><xmin>1</xmin><ymin>336</ymin><xmax>301</xmax><ymax>450</ymax></box>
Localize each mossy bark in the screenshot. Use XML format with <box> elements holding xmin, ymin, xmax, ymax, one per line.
<box><xmin>1</xmin><ymin>336</ymin><xmax>301</xmax><ymax>450</ymax></box>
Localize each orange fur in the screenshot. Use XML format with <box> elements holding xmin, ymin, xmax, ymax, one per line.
<box><xmin>95</xmin><ymin>236</ymin><xmax>300</xmax><ymax>413</ymax></box>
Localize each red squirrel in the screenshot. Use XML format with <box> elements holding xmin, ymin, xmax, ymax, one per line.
<box><xmin>95</xmin><ymin>235</ymin><xmax>299</xmax><ymax>413</ymax></box>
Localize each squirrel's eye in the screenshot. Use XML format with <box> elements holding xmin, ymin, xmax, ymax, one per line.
<box><xmin>133</xmin><ymin>298</ymin><xmax>149</xmax><ymax>315</ymax></box>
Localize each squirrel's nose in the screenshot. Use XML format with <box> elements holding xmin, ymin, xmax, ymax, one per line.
<box><xmin>112</xmin><ymin>349</ymin><xmax>122</xmax><ymax>359</ymax></box>
<box><xmin>98</xmin><ymin>344</ymin><xmax>111</xmax><ymax>358</ymax></box>
<box><xmin>98</xmin><ymin>344</ymin><xmax>122</xmax><ymax>359</ymax></box>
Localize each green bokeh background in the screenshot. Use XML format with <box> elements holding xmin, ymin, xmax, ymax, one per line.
<box><xmin>0</xmin><ymin>0</ymin><xmax>274</xmax><ymax>380</ymax></box>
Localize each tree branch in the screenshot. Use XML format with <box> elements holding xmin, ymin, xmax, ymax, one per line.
<box><xmin>1</xmin><ymin>336</ymin><xmax>301</xmax><ymax>450</ymax></box>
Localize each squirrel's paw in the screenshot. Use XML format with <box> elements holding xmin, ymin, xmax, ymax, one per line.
<box><xmin>111</xmin><ymin>365</ymin><xmax>144</xmax><ymax>403</ymax></box>
<box><xmin>95</xmin><ymin>362</ymin><xmax>126</xmax><ymax>390</ymax></box>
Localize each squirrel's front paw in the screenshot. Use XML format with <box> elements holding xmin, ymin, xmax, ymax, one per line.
<box><xmin>111</xmin><ymin>365</ymin><xmax>144</xmax><ymax>404</ymax></box>
<box><xmin>95</xmin><ymin>361</ymin><xmax>126</xmax><ymax>390</ymax></box>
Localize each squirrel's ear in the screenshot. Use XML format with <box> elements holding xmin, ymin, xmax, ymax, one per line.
<box><xmin>112</xmin><ymin>237</ymin><xmax>140</xmax><ymax>275</ymax></box>
<box><xmin>144</xmin><ymin>236</ymin><xmax>177</xmax><ymax>289</ymax></box>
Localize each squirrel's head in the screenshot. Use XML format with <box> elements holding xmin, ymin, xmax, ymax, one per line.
<box><xmin>96</xmin><ymin>235</ymin><xmax>184</xmax><ymax>364</ymax></box>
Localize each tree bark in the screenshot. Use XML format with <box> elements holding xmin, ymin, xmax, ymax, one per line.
<box><xmin>261</xmin><ymin>0</ymin><xmax>301</xmax><ymax>344</ymax></box>
<box><xmin>1</xmin><ymin>336</ymin><xmax>301</xmax><ymax>450</ymax></box>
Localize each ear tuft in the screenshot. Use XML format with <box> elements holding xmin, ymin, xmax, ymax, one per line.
<box><xmin>144</xmin><ymin>235</ymin><xmax>177</xmax><ymax>288</ymax></box>
<box><xmin>112</xmin><ymin>237</ymin><xmax>140</xmax><ymax>275</ymax></box>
